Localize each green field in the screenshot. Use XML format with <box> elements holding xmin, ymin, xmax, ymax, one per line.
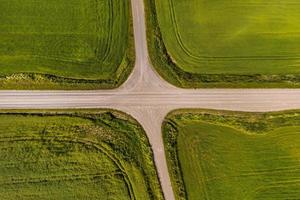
<box><xmin>146</xmin><ymin>0</ymin><xmax>300</xmax><ymax>87</ymax></box>
<box><xmin>163</xmin><ymin>109</ymin><xmax>300</xmax><ymax>200</ymax></box>
<box><xmin>0</xmin><ymin>110</ymin><xmax>163</xmax><ymax>199</ymax></box>
<box><xmin>0</xmin><ymin>0</ymin><xmax>134</xmax><ymax>89</ymax></box>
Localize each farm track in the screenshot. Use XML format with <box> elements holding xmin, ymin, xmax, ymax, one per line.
<box><xmin>0</xmin><ymin>0</ymin><xmax>300</xmax><ymax>199</ymax></box>
<box><xmin>99</xmin><ymin>0</ymin><xmax>113</xmax><ymax>63</ymax></box>
<box><xmin>0</xmin><ymin>171</ymin><xmax>123</xmax><ymax>185</ymax></box>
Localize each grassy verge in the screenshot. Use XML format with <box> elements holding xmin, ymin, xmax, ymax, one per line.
<box><xmin>0</xmin><ymin>0</ymin><xmax>135</xmax><ymax>90</ymax></box>
<box><xmin>0</xmin><ymin>109</ymin><xmax>163</xmax><ymax>199</ymax></box>
<box><xmin>144</xmin><ymin>0</ymin><xmax>300</xmax><ymax>88</ymax></box>
<box><xmin>163</xmin><ymin>109</ymin><xmax>300</xmax><ymax>200</ymax></box>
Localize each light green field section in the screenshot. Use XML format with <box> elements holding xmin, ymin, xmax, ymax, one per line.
<box><xmin>163</xmin><ymin>110</ymin><xmax>300</xmax><ymax>200</ymax></box>
<box><xmin>0</xmin><ymin>110</ymin><xmax>164</xmax><ymax>200</ymax></box>
<box><xmin>0</xmin><ymin>0</ymin><xmax>134</xmax><ymax>89</ymax></box>
<box><xmin>146</xmin><ymin>0</ymin><xmax>300</xmax><ymax>87</ymax></box>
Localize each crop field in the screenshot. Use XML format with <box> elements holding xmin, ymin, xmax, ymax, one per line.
<box><xmin>0</xmin><ymin>110</ymin><xmax>163</xmax><ymax>199</ymax></box>
<box><xmin>146</xmin><ymin>0</ymin><xmax>300</xmax><ymax>87</ymax></box>
<box><xmin>0</xmin><ymin>0</ymin><xmax>134</xmax><ymax>89</ymax></box>
<box><xmin>163</xmin><ymin>109</ymin><xmax>300</xmax><ymax>200</ymax></box>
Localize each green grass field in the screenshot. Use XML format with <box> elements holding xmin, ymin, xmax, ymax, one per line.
<box><xmin>163</xmin><ymin>109</ymin><xmax>300</xmax><ymax>200</ymax></box>
<box><xmin>0</xmin><ymin>0</ymin><xmax>134</xmax><ymax>89</ymax></box>
<box><xmin>146</xmin><ymin>0</ymin><xmax>300</xmax><ymax>87</ymax></box>
<box><xmin>0</xmin><ymin>110</ymin><xmax>164</xmax><ymax>199</ymax></box>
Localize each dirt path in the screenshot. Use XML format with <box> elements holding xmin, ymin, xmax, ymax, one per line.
<box><xmin>0</xmin><ymin>0</ymin><xmax>300</xmax><ymax>200</ymax></box>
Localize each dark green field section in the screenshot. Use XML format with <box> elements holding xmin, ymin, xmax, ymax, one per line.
<box><xmin>0</xmin><ymin>0</ymin><xmax>134</xmax><ymax>89</ymax></box>
<box><xmin>163</xmin><ymin>109</ymin><xmax>300</xmax><ymax>200</ymax></box>
<box><xmin>0</xmin><ymin>110</ymin><xmax>163</xmax><ymax>199</ymax></box>
<box><xmin>146</xmin><ymin>0</ymin><xmax>300</xmax><ymax>88</ymax></box>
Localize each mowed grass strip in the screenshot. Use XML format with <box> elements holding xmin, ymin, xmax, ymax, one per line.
<box><xmin>146</xmin><ymin>0</ymin><xmax>300</xmax><ymax>87</ymax></box>
<box><xmin>0</xmin><ymin>0</ymin><xmax>134</xmax><ymax>89</ymax></box>
<box><xmin>0</xmin><ymin>110</ymin><xmax>164</xmax><ymax>200</ymax></box>
<box><xmin>163</xmin><ymin>109</ymin><xmax>300</xmax><ymax>200</ymax></box>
